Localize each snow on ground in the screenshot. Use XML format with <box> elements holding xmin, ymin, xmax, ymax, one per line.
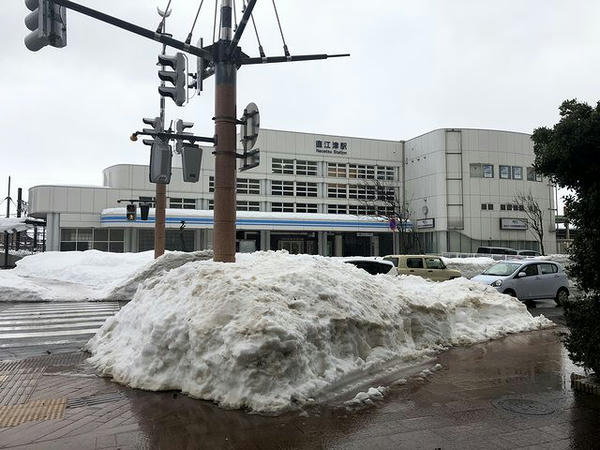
<box><xmin>86</xmin><ymin>251</ymin><xmax>552</xmax><ymax>414</ymax></box>
<box><xmin>0</xmin><ymin>250</ymin><xmax>212</xmax><ymax>301</ymax></box>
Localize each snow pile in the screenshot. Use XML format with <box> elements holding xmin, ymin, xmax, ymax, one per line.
<box><xmin>86</xmin><ymin>251</ymin><xmax>552</xmax><ymax>414</ymax></box>
<box><xmin>0</xmin><ymin>250</ymin><xmax>213</xmax><ymax>301</ymax></box>
<box><xmin>344</xmin><ymin>386</ymin><xmax>388</xmax><ymax>408</ymax></box>
<box><xmin>441</xmin><ymin>256</ymin><xmax>496</xmax><ymax>279</ymax></box>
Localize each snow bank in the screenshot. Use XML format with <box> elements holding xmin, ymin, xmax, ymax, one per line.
<box><xmin>86</xmin><ymin>251</ymin><xmax>551</xmax><ymax>414</ymax></box>
<box><xmin>441</xmin><ymin>256</ymin><xmax>496</xmax><ymax>279</ymax></box>
<box><xmin>0</xmin><ymin>250</ymin><xmax>213</xmax><ymax>301</ymax></box>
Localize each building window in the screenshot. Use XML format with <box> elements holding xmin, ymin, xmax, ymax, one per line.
<box><xmin>272</xmin><ymin>158</ymin><xmax>294</xmax><ymax>174</ymax></box>
<box><xmin>271</xmin><ymin>202</ymin><xmax>294</xmax><ymax>212</ymax></box>
<box><xmin>327</xmin><ymin>183</ymin><xmax>347</xmax><ymax>199</ymax></box>
<box><xmin>328</xmin><ymin>204</ymin><xmax>347</xmax><ymax>214</ymax></box>
<box><xmin>377</xmin><ymin>166</ymin><xmax>395</xmax><ymax>181</ymax></box>
<box><xmin>236</xmin><ymin>201</ymin><xmax>260</xmax><ymax>211</ymax></box>
<box><xmin>327</xmin><ymin>162</ymin><xmax>347</xmax><ymax>178</ymax></box>
<box><xmin>527</xmin><ymin>167</ymin><xmax>543</xmax><ymax>182</ymax></box>
<box><xmin>506</xmin><ymin>204</ymin><xmax>513</xmax><ymax>211</ymax></box>
<box><xmin>61</xmin><ymin>228</ymin><xmax>123</xmax><ymax>252</ymax></box>
<box><xmin>512</xmin><ymin>166</ymin><xmax>523</xmax><ymax>180</ymax></box>
<box><xmin>208</xmin><ymin>200</ymin><xmax>214</xmax><ymax>210</ymax></box>
<box><xmin>296</xmin><ymin>203</ymin><xmax>318</xmax><ymax>213</ymax></box>
<box><xmin>295</xmin><ymin>160</ymin><xmax>317</xmax><ymax>176</ymax></box>
<box><xmin>237</xmin><ymin>178</ymin><xmax>260</xmax><ymax>195</ymax></box>
<box><xmin>169</xmin><ymin>198</ymin><xmax>196</xmax><ymax>209</ymax></box>
<box><xmin>348</xmin><ymin>164</ymin><xmax>375</xmax><ymax>179</ymax></box>
<box><xmin>209</xmin><ymin>176</ymin><xmax>214</xmax><ymax>192</ymax></box>
<box><xmin>481</xmin><ymin>203</ymin><xmax>488</xmax><ymax>210</ymax></box>
<box><xmin>470</xmin><ymin>163</ymin><xmax>494</xmax><ymax>178</ymax></box>
<box><xmin>500</xmin><ymin>204</ymin><xmax>506</xmax><ymax>211</ymax></box>
<box><xmin>296</xmin><ymin>181</ymin><xmax>318</xmax><ymax>197</ymax></box>
<box><xmin>271</xmin><ymin>180</ymin><xmax>294</xmax><ymax>196</ymax></box>
<box><xmin>488</xmin><ymin>203</ymin><xmax>494</xmax><ymax>210</ymax></box>
<box><xmin>499</xmin><ymin>165</ymin><xmax>511</xmax><ymax>179</ymax></box>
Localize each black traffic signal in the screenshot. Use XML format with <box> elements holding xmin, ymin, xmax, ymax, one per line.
<box><xmin>126</xmin><ymin>204</ymin><xmax>136</xmax><ymax>221</ymax></box>
<box><xmin>24</xmin><ymin>0</ymin><xmax>66</xmax><ymax>52</ymax></box>
<box><xmin>158</xmin><ymin>53</ymin><xmax>186</xmax><ymax>106</ymax></box>
<box><xmin>140</xmin><ymin>203</ymin><xmax>150</xmax><ymax>221</ymax></box>
<box><xmin>149</xmin><ymin>140</ymin><xmax>172</xmax><ymax>184</ymax></box>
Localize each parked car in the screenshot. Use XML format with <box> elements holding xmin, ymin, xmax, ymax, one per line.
<box><xmin>517</xmin><ymin>250</ymin><xmax>541</xmax><ymax>257</ymax></box>
<box><xmin>471</xmin><ymin>260</ymin><xmax>569</xmax><ymax>304</ymax></box>
<box><xmin>344</xmin><ymin>258</ymin><xmax>396</xmax><ymax>275</ymax></box>
<box><xmin>383</xmin><ymin>255</ymin><xmax>462</xmax><ymax>281</ymax></box>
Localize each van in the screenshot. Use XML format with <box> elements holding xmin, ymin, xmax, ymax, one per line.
<box><xmin>383</xmin><ymin>255</ymin><xmax>462</xmax><ymax>281</ymax></box>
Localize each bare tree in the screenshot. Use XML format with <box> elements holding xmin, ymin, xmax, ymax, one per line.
<box><xmin>514</xmin><ymin>192</ymin><xmax>545</xmax><ymax>255</ymax></box>
<box><xmin>357</xmin><ymin>179</ymin><xmax>417</xmax><ymax>254</ymax></box>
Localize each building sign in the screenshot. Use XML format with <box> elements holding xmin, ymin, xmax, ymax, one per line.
<box><xmin>416</xmin><ymin>218</ymin><xmax>435</xmax><ymax>229</ymax></box>
<box><xmin>500</xmin><ymin>218</ymin><xmax>528</xmax><ymax>230</ymax></box>
<box><xmin>316</xmin><ymin>139</ymin><xmax>348</xmax><ymax>155</ymax></box>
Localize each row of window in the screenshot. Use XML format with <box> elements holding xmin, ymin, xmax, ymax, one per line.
<box><xmin>207</xmin><ymin>200</ymin><xmax>260</xmax><ymax>211</ymax></box>
<box><xmin>327</xmin><ymin>183</ymin><xmax>396</xmax><ymax>200</ymax></box>
<box><xmin>327</xmin><ymin>204</ymin><xmax>395</xmax><ymax>216</ymax></box>
<box><xmin>470</xmin><ymin>164</ymin><xmax>543</xmax><ymax>181</ymax></box>
<box><xmin>208</xmin><ymin>177</ymin><xmax>260</xmax><ymax>195</ymax></box>
<box><xmin>271</xmin><ymin>158</ymin><xmax>397</xmax><ymax>181</ymax></box>
<box><xmin>272</xmin><ymin>158</ymin><xmax>318</xmax><ymax>176</ymax></box>
<box><xmin>140</xmin><ymin>196</ymin><xmax>196</xmax><ymax>209</ymax></box>
<box><xmin>271</xmin><ymin>203</ymin><xmax>319</xmax><ymax>213</ymax></box>
<box><xmin>271</xmin><ymin>180</ymin><xmax>318</xmax><ymax>197</ymax></box>
<box><xmin>481</xmin><ymin>203</ymin><xmax>526</xmax><ymax>211</ymax></box>
<box><xmin>60</xmin><ymin>228</ymin><xmax>124</xmax><ymax>252</ymax></box>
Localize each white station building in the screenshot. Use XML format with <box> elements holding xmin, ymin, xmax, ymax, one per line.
<box><xmin>28</xmin><ymin>128</ymin><xmax>557</xmax><ymax>256</ymax></box>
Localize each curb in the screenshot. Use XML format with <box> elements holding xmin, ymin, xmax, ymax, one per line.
<box><xmin>571</xmin><ymin>373</ymin><xmax>600</xmax><ymax>395</ymax></box>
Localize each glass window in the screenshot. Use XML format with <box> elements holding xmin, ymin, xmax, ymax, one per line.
<box><xmin>470</xmin><ymin>163</ymin><xmax>483</xmax><ymax>178</ymax></box>
<box><xmin>60</xmin><ymin>242</ymin><xmax>76</xmax><ymax>251</ymax></box>
<box><xmin>540</xmin><ymin>263</ymin><xmax>558</xmax><ymax>274</ymax></box>
<box><xmin>271</xmin><ymin>180</ymin><xmax>294</xmax><ymax>196</ymax></box>
<box><xmin>296</xmin><ymin>160</ymin><xmax>317</xmax><ymax>176</ymax></box>
<box><xmin>327</xmin><ymin>162</ymin><xmax>347</xmax><ymax>178</ymax></box>
<box><xmin>512</xmin><ymin>166</ymin><xmax>523</xmax><ymax>180</ymax></box>
<box><xmin>208</xmin><ymin>200</ymin><xmax>214</xmax><ymax>210</ymax></box>
<box><xmin>483</xmin><ymin>164</ymin><xmax>494</xmax><ymax>178</ymax></box>
<box><xmin>377</xmin><ymin>166</ymin><xmax>395</xmax><ymax>181</ymax></box>
<box><xmin>94</xmin><ymin>229</ymin><xmax>108</xmax><ymax>242</ymax></box>
<box><xmin>406</xmin><ymin>258</ymin><xmax>424</xmax><ymax>269</ymax></box>
<box><xmin>61</xmin><ymin>228</ymin><xmax>77</xmax><ymax>241</ymax></box>
<box><xmin>348</xmin><ymin>205</ymin><xmax>368</xmax><ymax>215</ymax></box>
<box><xmin>328</xmin><ymin>204</ymin><xmax>347</xmax><ymax>214</ymax></box>
<box><xmin>237</xmin><ymin>178</ymin><xmax>260</xmax><ymax>195</ymax></box>
<box><xmin>272</xmin><ymin>158</ymin><xmax>294</xmax><ymax>174</ymax></box>
<box><xmin>296</xmin><ymin>203</ymin><xmax>318</xmax><ymax>213</ymax></box>
<box><xmin>236</xmin><ymin>201</ymin><xmax>260</xmax><ymax>211</ymax></box>
<box><xmin>481</xmin><ymin>204</ymin><xmax>488</xmax><ymax>210</ymax></box>
<box><xmin>209</xmin><ymin>176</ymin><xmax>214</xmax><ymax>192</ymax></box>
<box><xmin>109</xmin><ymin>229</ymin><xmax>124</xmax><ymax>241</ymax></box>
<box><xmin>488</xmin><ymin>203</ymin><xmax>494</xmax><ymax>210</ymax></box>
<box><xmin>506</xmin><ymin>204</ymin><xmax>513</xmax><ymax>211</ymax></box>
<box><xmin>499</xmin><ymin>165</ymin><xmax>511</xmax><ymax>179</ymax></box>
<box><xmin>109</xmin><ymin>242</ymin><xmax>124</xmax><ymax>253</ymax></box>
<box><xmin>522</xmin><ymin>264</ymin><xmax>539</xmax><ymax>277</ymax></box>
<box><xmin>296</xmin><ymin>182</ymin><xmax>318</xmax><ymax>197</ymax></box>
<box><xmin>327</xmin><ymin>183</ymin><xmax>347</xmax><ymax>199</ymax></box>
<box><xmin>271</xmin><ymin>202</ymin><xmax>294</xmax><ymax>212</ymax></box>
<box><xmin>93</xmin><ymin>242</ymin><xmax>109</xmax><ymax>252</ymax></box>
<box><xmin>425</xmin><ymin>258</ymin><xmax>445</xmax><ymax>269</ymax></box>
<box><xmin>527</xmin><ymin>167</ymin><xmax>536</xmax><ymax>181</ymax></box>
<box><xmin>535</xmin><ymin>173</ymin><xmax>543</xmax><ymax>182</ymax></box>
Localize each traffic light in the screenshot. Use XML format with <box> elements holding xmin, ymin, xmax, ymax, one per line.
<box><xmin>126</xmin><ymin>204</ymin><xmax>136</xmax><ymax>221</ymax></box>
<box><xmin>158</xmin><ymin>53</ymin><xmax>186</xmax><ymax>106</ymax></box>
<box><xmin>175</xmin><ymin>119</ymin><xmax>193</xmax><ymax>153</ymax></box>
<box><xmin>181</xmin><ymin>145</ymin><xmax>202</xmax><ymax>183</ymax></box>
<box><xmin>24</xmin><ymin>0</ymin><xmax>67</xmax><ymax>52</ymax></box>
<box><xmin>141</xmin><ymin>117</ymin><xmax>161</xmax><ymax>146</ymax></box>
<box><xmin>140</xmin><ymin>203</ymin><xmax>150</xmax><ymax>221</ymax></box>
<box><xmin>149</xmin><ymin>140</ymin><xmax>172</xmax><ymax>184</ymax></box>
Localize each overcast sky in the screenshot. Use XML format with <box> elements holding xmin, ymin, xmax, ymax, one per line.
<box><xmin>1</xmin><ymin>0</ymin><xmax>599</xmax><ymax>208</ymax></box>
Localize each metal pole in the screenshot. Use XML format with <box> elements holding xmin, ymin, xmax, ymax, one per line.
<box><xmin>154</xmin><ymin>10</ymin><xmax>170</xmax><ymax>260</ymax></box>
<box><xmin>213</xmin><ymin>0</ymin><xmax>237</xmax><ymax>262</ymax></box>
<box><xmin>16</xmin><ymin>188</ymin><xmax>22</xmax><ymax>251</ymax></box>
<box><xmin>4</xmin><ymin>177</ymin><xmax>10</xmax><ymax>269</ymax></box>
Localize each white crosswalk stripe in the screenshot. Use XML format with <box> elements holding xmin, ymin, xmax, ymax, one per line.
<box><xmin>0</xmin><ymin>302</ymin><xmax>121</xmax><ymax>359</ymax></box>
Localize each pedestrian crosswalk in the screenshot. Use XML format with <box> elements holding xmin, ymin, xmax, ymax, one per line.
<box><xmin>0</xmin><ymin>302</ymin><xmax>121</xmax><ymax>360</ymax></box>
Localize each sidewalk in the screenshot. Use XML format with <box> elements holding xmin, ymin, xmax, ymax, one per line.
<box><xmin>1</xmin><ymin>327</ymin><xmax>599</xmax><ymax>449</ymax></box>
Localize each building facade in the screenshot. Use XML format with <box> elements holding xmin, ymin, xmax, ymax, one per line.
<box><xmin>28</xmin><ymin>128</ymin><xmax>557</xmax><ymax>256</ymax></box>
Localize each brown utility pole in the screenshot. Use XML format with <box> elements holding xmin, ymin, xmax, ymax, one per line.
<box><xmin>213</xmin><ymin>0</ymin><xmax>237</xmax><ymax>262</ymax></box>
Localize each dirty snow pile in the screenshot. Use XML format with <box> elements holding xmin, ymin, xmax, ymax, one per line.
<box><xmin>0</xmin><ymin>250</ymin><xmax>212</xmax><ymax>301</ymax></box>
<box><xmin>441</xmin><ymin>256</ymin><xmax>496</xmax><ymax>279</ymax></box>
<box><xmin>86</xmin><ymin>251</ymin><xmax>552</xmax><ymax>414</ymax></box>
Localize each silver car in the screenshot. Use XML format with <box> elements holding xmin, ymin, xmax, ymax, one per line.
<box><xmin>472</xmin><ymin>260</ymin><xmax>570</xmax><ymax>305</ymax></box>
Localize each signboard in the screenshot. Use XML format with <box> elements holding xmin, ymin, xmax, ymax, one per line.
<box><xmin>315</xmin><ymin>139</ymin><xmax>348</xmax><ymax>155</ymax></box>
<box><xmin>500</xmin><ymin>218</ymin><xmax>528</xmax><ymax>230</ymax></box>
<box><xmin>416</xmin><ymin>218</ymin><xmax>435</xmax><ymax>229</ymax></box>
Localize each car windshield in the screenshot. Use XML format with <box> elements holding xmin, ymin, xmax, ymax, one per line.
<box><xmin>483</xmin><ymin>262</ymin><xmax>522</xmax><ymax>276</ymax></box>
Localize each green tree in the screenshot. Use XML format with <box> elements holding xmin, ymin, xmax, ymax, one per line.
<box><xmin>532</xmin><ymin>99</ymin><xmax>600</xmax><ymax>375</ymax></box>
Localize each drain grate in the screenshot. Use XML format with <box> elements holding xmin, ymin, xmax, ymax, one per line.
<box><xmin>493</xmin><ymin>398</ymin><xmax>555</xmax><ymax>415</ymax></box>
<box><xmin>0</xmin><ymin>398</ymin><xmax>66</xmax><ymax>427</ymax></box>
<box><xmin>67</xmin><ymin>392</ymin><xmax>124</xmax><ymax>409</ymax></box>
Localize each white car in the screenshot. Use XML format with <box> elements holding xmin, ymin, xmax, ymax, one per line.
<box><xmin>472</xmin><ymin>260</ymin><xmax>570</xmax><ymax>305</ymax></box>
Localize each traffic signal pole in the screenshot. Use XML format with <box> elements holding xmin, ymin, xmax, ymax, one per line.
<box><xmin>213</xmin><ymin>0</ymin><xmax>237</xmax><ymax>263</ymax></box>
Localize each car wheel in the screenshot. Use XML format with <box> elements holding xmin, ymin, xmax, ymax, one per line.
<box><xmin>555</xmin><ymin>288</ymin><xmax>569</xmax><ymax>306</ymax></box>
<box><xmin>504</xmin><ymin>289</ymin><xmax>517</xmax><ymax>298</ymax></box>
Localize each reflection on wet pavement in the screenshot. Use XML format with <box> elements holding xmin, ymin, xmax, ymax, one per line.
<box><xmin>1</xmin><ymin>316</ymin><xmax>600</xmax><ymax>449</ymax></box>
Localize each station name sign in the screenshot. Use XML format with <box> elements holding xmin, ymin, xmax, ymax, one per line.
<box><xmin>416</xmin><ymin>218</ymin><xmax>435</xmax><ymax>229</ymax></box>
<box><xmin>499</xmin><ymin>218</ymin><xmax>528</xmax><ymax>230</ymax></box>
<box><xmin>316</xmin><ymin>139</ymin><xmax>348</xmax><ymax>155</ymax></box>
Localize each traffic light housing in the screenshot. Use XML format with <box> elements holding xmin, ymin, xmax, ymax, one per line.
<box><xmin>126</xmin><ymin>204</ymin><xmax>136</xmax><ymax>221</ymax></box>
<box><xmin>175</xmin><ymin>119</ymin><xmax>193</xmax><ymax>153</ymax></box>
<box><xmin>141</xmin><ymin>117</ymin><xmax>162</xmax><ymax>146</ymax></box>
<box><xmin>140</xmin><ymin>203</ymin><xmax>150</xmax><ymax>221</ymax></box>
<box><xmin>158</xmin><ymin>53</ymin><xmax>186</xmax><ymax>106</ymax></box>
<box><xmin>149</xmin><ymin>140</ymin><xmax>172</xmax><ymax>184</ymax></box>
<box><xmin>24</xmin><ymin>0</ymin><xmax>67</xmax><ymax>52</ymax></box>
<box><xmin>182</xmin><ymin>145</ymin><xmax>202</xmax><ymax>183</ymax></box>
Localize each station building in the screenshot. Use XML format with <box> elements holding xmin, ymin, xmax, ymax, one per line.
<box><xmin>28</xmin><ymin>128</ymin><xmax>557</xmax><ymax>256</ymax></box>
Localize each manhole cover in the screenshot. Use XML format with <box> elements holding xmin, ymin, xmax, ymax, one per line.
<box><xmin>493</xmin><ymin>398</ymin><xmax>555</xmax><ymax>415</ymax></box>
